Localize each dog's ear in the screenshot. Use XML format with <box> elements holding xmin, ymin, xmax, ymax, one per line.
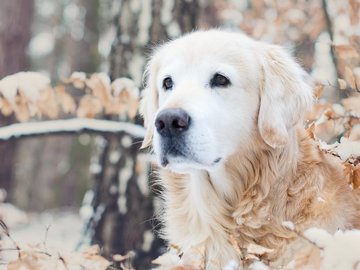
<box><xmin>258</xmin><ymin>45</ymin><xmax>313</xmax><ymax>148</ymax></box>
<box><xmin>139</xmin><ymin>58</ymin><xmax>159</xmax><ymax>149</ymax></box>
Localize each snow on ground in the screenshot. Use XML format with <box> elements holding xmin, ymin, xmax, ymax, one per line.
<box><xmin>0</xmin><ymin>208</ymin><xmax>84</xmax><ymax>268</ymax></box>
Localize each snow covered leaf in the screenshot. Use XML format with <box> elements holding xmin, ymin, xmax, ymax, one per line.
<box><xmin>112</xmin><ymin>78</ymin><xmax>139</xmax><ymax>99</ymax></box>
<box><xmin>336</xmin><ymin>137</ymin><xmax>360</xmax><ymax>160</ymax></box>
<box><xmin>110</xmin><ymin>78</ymin><xmax>140</xmax><ymax>119</ymax></box>
<box><xmin>17</xmin><ymin>72</ymin><xmax>50</xmax><ymax>102</ymax></box>
<box><xmin>86</xmin><ymin>73</ymin><xmax>112</xmax><ymax>109</ymax></box>
<box><xmin>0</xmin><ymin>74</ymin><xmax>18</xmax><ymax>103</ymax></box>
<box><xmin>304</xmin><ymin>228</ymin><xmax>360</xmax><ymax>270</ymax></box>
<box><xmin>342</xmin><ymin>95</ymin><xmax>360</xmax><ymax>116</ymax></box>
<box><xmin>303</xmin><ymin>228</ymin><xmax>332</xmax><ymax>248</ymax></box>
<box><xmin>63</xmin><ymin>71</ymin><xmax>87</xmax><ymax>89</ymax></box>
<box><xmin>317</xmin><ymin>140</ymin><xmax>339</xmax><ymax>152</ymax></box>
<box><xmin>0</xmin><ymin>72</ymin><xmax>50</xmax><ymax>105</ymax></box>
<box><xmin>246</xmin><ymin>243</ymin><xmax>274</xmax><ymax>256</ymax></box>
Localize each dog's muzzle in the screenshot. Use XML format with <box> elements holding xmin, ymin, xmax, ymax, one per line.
<box><xmin>155</xmin><ymin>108</ymin><xmax>191</xmax><ymax>166</ymax></box>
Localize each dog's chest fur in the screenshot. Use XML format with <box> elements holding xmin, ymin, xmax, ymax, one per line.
<box><xmin>158</xmin><ymin>130</ymin><xmax>358</xmax><ymax>268</ymax></box>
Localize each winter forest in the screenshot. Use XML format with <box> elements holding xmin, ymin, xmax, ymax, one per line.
<box><xmin>0</xmin><ymin>0</ymin><xmax>360</xmax><ymax>269</ymax></box>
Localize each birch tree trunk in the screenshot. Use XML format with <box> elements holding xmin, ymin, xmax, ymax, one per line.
<box><xmin>91</xmin><ymin>1</ymin><xmax>200</xmax><ymax>269</ymax></box>
<box><xmin>0</xmin><ymin>0</ymin><xmax>34</xmax><ymax>199</ymax></box>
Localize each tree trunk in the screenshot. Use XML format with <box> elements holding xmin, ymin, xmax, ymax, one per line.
<box><xmin>13</xmin><ymin>0</ymin><xmax>101</xmax><ymax>211</ymax></box>
<box><xmin>91</xmin><ymin>1</ymin><xmax>200</xmax><ymax>269</ymax></box>
<box><xmin>0</xmin><ymin>0</ymin><xmax>34</xmax><ymax>199</ymax></box>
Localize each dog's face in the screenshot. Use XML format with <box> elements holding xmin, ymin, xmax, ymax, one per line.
<box><xmin>141</xmin><ymin>30</ymin><xmax>312</xmax><ymax>173</ymax></box>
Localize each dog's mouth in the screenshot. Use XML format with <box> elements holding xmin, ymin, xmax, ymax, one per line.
<box><xmin>158</xmin><ymin>137</ymin><xmax>222</xmax><ymax>170</ymax></box>
<box><xmin>159</xmin><ymin>137</ymin><xmax>193</xmax><ymax>167</ymax></box>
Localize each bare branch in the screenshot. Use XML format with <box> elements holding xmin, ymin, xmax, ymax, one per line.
<box><xmin>0</xmin><ymin>118</ymin><xmax>145</xmax><ymax>141</ymax></box>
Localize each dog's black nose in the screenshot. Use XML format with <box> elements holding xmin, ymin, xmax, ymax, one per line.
<box><xmin>155</xmin><ymin>108</ymin><xmax>191</xmax><ymax>137</ymax></box>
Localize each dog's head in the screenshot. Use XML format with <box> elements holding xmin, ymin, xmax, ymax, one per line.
<box><xmin>140</xmin><ymin>30</ymin><xmax>313</xmax><ymax>173</ymax></box>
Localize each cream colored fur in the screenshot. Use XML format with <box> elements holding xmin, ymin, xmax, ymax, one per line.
<box><xmin>140</xmin><ymin>30</ymin><xmax>359</xmax><ymax>269</ymax></box>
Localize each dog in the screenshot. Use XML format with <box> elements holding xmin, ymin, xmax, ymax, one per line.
<box><xmin>140</xmin><ymin>29</ymin><xmax>359</xmax><ymax>269</ymax></box>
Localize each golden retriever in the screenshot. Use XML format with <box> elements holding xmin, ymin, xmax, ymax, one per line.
<box><xmin>140</xmin><ymin>29</ymin><xmax>359</xmax><ymax>269</ymax></box>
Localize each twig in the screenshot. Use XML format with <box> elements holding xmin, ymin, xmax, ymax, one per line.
<box><xmin>43</xmin><ymin>224</ymin><xmax>51</xmax><ymax>252</ymax></box>
<box><xmin>0</xmin><ymin>220</ymin><xmax>21</xmax><ymax>258</ymax></box>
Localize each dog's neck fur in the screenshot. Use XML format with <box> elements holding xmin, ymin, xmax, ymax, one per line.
<box><xmin>159</xmin><ymin>126</ymin><xmax>354</xmax><ymax>266</ymax></box>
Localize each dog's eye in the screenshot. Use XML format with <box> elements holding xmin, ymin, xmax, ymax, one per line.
<box><xmin>162</xmin><ymin>77</ymin><xmax>173</xmax><ymax>91</ymax></box>
<box><xmin>210</xmin><ymin>73</ymin><xmax>231</xmax><ymax>88</ymax></box>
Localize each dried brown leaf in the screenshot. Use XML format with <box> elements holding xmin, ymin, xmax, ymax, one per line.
<box><xmin>0</xmin><ymin>96</ymin><xmax>13</xmax><ymax>116</ymax></box>
<box><xmin>352</xmin><ymin>164</ymin><xmax>360</xmax><ymax>189</ymax></box>
<box><xmin>37</xmin><ymin>87</ymin><xmax>59</xmax><ymax>119</ymax></box>
<box><xmin>14</xmin><ymin>90</ymin><xmax>29</xmax><ymax>122</ymax></box>
<box><xmin>313</xmin><ymin>84</ymin><xmax>325</xmax><ymax>98</ymax></box>
<box><xmin>110</xmin><ymin>78</ymin><xmax>140</xmax><ymax>119</ymax></box>
<box><xmin>77</xmin><ymin>95</ymin><xmax>103</xmax><ymax>118</ymax></box>
<box><xmin>307</xmin><ymin>122</ymin><xmax>316</xmax><ymax>139</ymax></box>
<box><xmin>55</xmin><ymin>86</ymin><xmax>76</xmax><ymax>114</ymax></box>
<box><xmin>346</xmin><ymin>163</ymin><xmax>360</xmax><ymax>189</ymax></box>
<box><xmin>86</xmin><ymin>73</ymin><xmax>112</xmax><ymax>109</ymax></box>
<box><xmin>335</xmin><ymin>45</ymin><xmax>360</xmax><ymax>59</ymax></box>
<box><xmin>324</xmin><ymin>108</ymin><xmax>335</xmax><ymax>119</ymax></box>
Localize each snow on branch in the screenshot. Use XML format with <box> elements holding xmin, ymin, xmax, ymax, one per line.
<box><xmin>0</xmin><ymin>118</ymin><xmax>145</xmax><ymax>141</ymax></box>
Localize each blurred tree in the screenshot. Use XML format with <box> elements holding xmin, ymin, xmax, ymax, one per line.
<box><xmin>90</xmin><ymin>1</ymin><xmax>200</xmax><ymax>269</ymax></box>
<box><xmin>13</xmin><ymin>0</ymin><xmax>101</xmax><ymax>211</ymax></box>
<box><xmin>0</xmin><ymin>0</ymin><xmax>34</xmax><ymax>199</ymax></box>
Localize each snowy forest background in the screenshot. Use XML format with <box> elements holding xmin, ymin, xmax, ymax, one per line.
<box><xmin>0</xmin><ymin>0</ymin><xmax>359</xmax><ymax>269</ymax></box>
